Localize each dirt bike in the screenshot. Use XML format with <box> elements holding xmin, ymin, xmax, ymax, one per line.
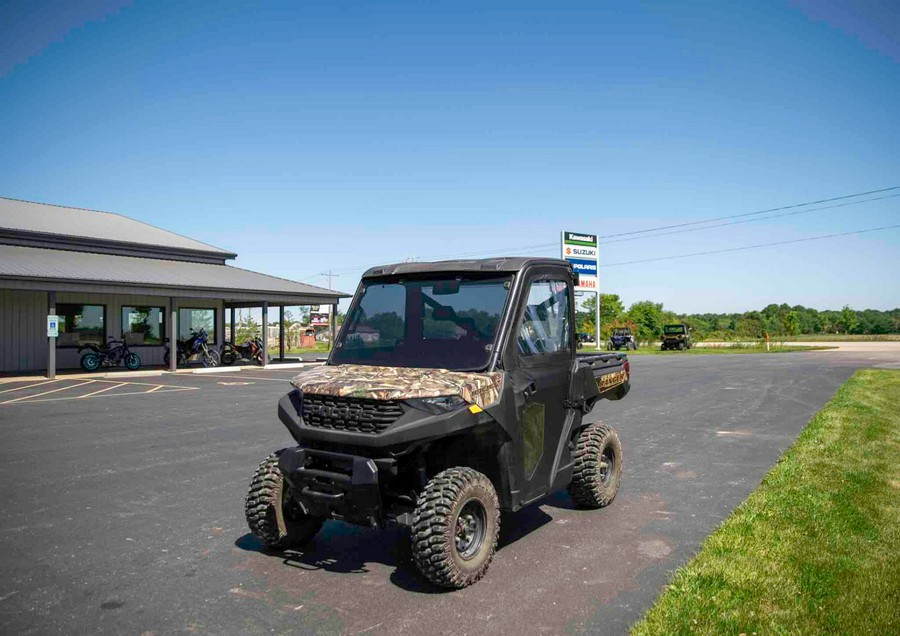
<box><xmin>221</xmin><ymin>336</ymin><xmax>264</xmax><ymax>366</ymax></box>
<box><xmin>164</xmin><ymin>328</ymin><xmax>220</xmax><ymax>368</ymax></box>
<box><xmin>79</xmin><ymin>338</ymin><xmax>141</xmax><ymax>372</ymax></box>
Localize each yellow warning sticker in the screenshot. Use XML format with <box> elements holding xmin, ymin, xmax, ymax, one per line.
<box><xmin>469</xmin><ymin>404</ymin><xmax>484</xmax><ymax>414</ymax></box>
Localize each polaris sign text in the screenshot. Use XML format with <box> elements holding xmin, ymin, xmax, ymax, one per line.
<box><xmin>562</xmin><ymin>231</ymin><xmax>598</xmax><ymax>292</ymax></box>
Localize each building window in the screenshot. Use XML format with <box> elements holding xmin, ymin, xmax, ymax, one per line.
<box><xmin>122</xmin><ymin>306</ymin><xmax>165</xmax><ymax>345</ymax></box>
<box><xmin>57</xmin><ymin>304</ymin><xmax>106</xmax><ymax>347</ymax></box>
<box><xmin>179</xmin><ymin>308</ymin><xmax>216</xmax><ymax>342</ymax></box>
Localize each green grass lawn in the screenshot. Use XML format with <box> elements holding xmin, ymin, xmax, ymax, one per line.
<box><xmin>631</xmin><ymin>369</ymin><xmax>900</xmax><ymax>636</ymax></box>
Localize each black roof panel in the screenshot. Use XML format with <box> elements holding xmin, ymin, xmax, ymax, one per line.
<box><xmin>362</xmin><ymin>257</ymin><xmax>572</xmax><ymax>278</ymax></box>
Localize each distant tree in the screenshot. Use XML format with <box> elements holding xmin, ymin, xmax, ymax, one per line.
<box><xmin>840</xmin><ymin>305</ymin><xmax>859</xmax><ymax>334</ymax></box>
<box><xmin>235</xmin><ymin>311</ymin><xmax>261</xmax><ymax>343</ymax></box>
<box><xmin>736</xmin><ymin>311</ymin><xmax>764</xmax><ymax>338</ymax></box>
<box><xmin>625</xmin><ymin>301</ymin><xmax>666</xmax><ymax>342</ymax></box>
<box><xmin>299</xmin><ymin>306</ymin><xmax>311</xmax><ymax>326</ymax></box>
<box><xmin>578</xmin><ymin>294</ymin><xmax>625</xmax><ymax>338</ymax></box>
<box><xmin>783</xmin><ymin>310</ymin><xmax>800</xmax><ymax>336</ymax></box>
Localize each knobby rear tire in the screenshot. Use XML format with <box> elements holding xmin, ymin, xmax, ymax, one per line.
<box><xmin>568</xmin><ymin>422</ymin><xmax>623</xmax><ymax>508</ymax></box>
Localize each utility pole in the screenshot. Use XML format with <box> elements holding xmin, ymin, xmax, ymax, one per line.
<box><xmin>319</xmin><ymin>270</ymin><xmax>339</xmax><ymax>290</ymax></box>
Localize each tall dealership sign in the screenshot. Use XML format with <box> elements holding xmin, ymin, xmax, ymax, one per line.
<box><xmin>561</xmin><ymin>231</ymin><xmax>598</xmax><ymax>291</ymax></box>
<box><xmin>561</xmin><ymin>231</ymin><xmax>600</xmax><ymax>345</ymax></box>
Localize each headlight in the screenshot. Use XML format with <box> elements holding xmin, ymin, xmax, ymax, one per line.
<box><xmin>407</xmin><ymin>395</ymin><xmax>468</xmax><ymax>414</ymax></box>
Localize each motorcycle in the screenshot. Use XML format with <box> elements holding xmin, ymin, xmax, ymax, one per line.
<box><xmin>79</xmin><ymin>338</ymin><xmax>142</xmax><ymax>372</ymax></box>
<box><xmin>221</xmin><ymin>336</ymin><xmax>264</xmax><ymax>366</ymax></box>
<box><xmin>164</xmin><ymin>328</ymin><xmax>220</xmax><ymax>368</ymax></box>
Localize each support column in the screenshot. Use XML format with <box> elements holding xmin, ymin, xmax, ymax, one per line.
<box><xmin>331</xmin><ymin>303</ymin><xmax>338</xmax><ymax>351</ymax></box>
<box><xmin>168</xmin><ymin>298</ymin><xmax>178</xmax><ymax>372</ymax></box>
<box><xmin>229</xmin><ymin>307</ymin><xmax>236</xmax><ymax>344</ymax></box>
<box><xmin>47</xmin><ymin>291</ymin><xmax>56</xmax><ymax>379</ymax></box>
<box><xmin>217</xmin><ymin>303</ymin><xmax>225</xmax><ymax>349</ymax></box>
<box><xmin>261</xmin><ymin>302</ymin><xmax>269</xmax><ymax>366</ymax></box>
<box><xmin>279</xmin><ymin>306</ymin><xmax>285</xmax><ymax>361</ymax></box>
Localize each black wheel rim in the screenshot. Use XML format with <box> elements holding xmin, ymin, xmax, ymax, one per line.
<box><xmin>454</xmin><ymin>499</ymin><xmax>487</xmax><ymax>560</ymax></box>
<box><xmin>599</xmin><ymin>447</ymin><xmax>616</xmax><ymax>486</ymax></box>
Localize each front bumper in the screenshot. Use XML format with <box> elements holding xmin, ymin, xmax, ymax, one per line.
<box><xmin>278</xmin><ymin>447</ymin><xmax>397</xmax><ymax>528</ymax></box>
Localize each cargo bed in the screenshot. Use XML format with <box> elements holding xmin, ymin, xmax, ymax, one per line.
<box><xmin>577</xmin><ymin>351</ymin><xmax>630</xmax><ymax>402</ymax></box>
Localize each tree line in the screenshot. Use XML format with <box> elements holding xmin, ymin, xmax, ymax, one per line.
<box><xmin>577</xmin><ymin>295</ymin><xmax>900</xmax><ymax>342</ymax></box>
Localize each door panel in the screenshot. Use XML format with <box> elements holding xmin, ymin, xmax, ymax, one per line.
<box><xmin>509</xmin><ymin>277</ymin><xmax>574</xmax><ymax>501</ymax></box>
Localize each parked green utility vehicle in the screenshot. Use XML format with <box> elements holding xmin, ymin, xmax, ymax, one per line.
<box><xmin>661</xmin><ymin>324</ymin><xmax>692</xmax><ymax>350</ymax></box>
<box><xmin>245</xmin><ymin>257</ymin><xmax>631</xmax><ymax>588</ymax></box>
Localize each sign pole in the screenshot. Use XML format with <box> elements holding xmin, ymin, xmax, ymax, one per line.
<box><xmin>595</xmin><ymin>290</ymin><xmax>601</xmax><ymax>350</ymax></box>
<box><xmin>47</xmin><ymin>292</ymin><xmax>57</xmax><ymax>379</ymax></box>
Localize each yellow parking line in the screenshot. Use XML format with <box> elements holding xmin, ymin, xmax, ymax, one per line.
<box><xmin>146</xmin><ymin>385</ymin><xmax>163</xmax><ymax>393</ymax></box>
<box><xmin>188</xmin><ymin>373</ymin><xmax>291</xmax><ymax>383</ymax></box>
<box><xmin>21</xmin><ymin>386</ymin><xmax>198</xmax><ymax>404</ymax></box>
<box><xmin>86</xmin><ymin>378</ymin><xmax>187</xmax><ymax>388</ymax></box>
<box><xmin>0</xmin><ymin>380</ymin><xmax>94</xmax><ymax>405</ymax></box>
<box><xmin>0</xmin><ymin>379</ymin><xmax>59</xmax><ymax>394</ymax></box>
<box><xmin>78</xmin><ymin>383</ymin><xmax>126</xmax><ymax>399</ymax></box>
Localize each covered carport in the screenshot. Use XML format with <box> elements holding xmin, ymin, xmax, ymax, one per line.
<box><xmin>0</xmin><ymin>244</ymin><xmax>348</xmax><ymax>377</ymax></box>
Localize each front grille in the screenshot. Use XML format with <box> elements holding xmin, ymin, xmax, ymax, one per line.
<box><xmin>301</xmin><ymin>394</ymin><xmax>404</xmax><ymax>434</ymax></box>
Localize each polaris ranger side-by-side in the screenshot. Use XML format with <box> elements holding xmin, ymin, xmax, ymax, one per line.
<box><xmin>661</xmin><ymin>323</ymin><xmax>692</xmax><ymax>350</ymax></box>
<box><xmin>245</xmin><ymin>257</ymin><xmax>630</xmax><ymax>588</ymax></box>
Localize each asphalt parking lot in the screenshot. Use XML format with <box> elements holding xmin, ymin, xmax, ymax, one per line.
<box><xmin>1</xmin><ymin>351</ymin><xmax>898</xmax><ymax>635</ymax></box>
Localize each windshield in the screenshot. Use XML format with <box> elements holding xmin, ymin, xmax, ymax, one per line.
<box><xmin>613</xmin><ymin>328</ymin><xmax>630</xmax><ymax>336</ymax></box>
<box><xmin>664</xmin><ymin>325</ymin><xmax>686</xmax><ymax>334</ymax></box>
<box><xmin>332</xmin><ymin>275</ymin><xmax>513</xmax><ymax>370</ymax></box>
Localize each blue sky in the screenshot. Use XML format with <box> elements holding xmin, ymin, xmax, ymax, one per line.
<box><xmin>1</xmin><ymin>0</ymin><xmax>898</xmax><ymax>312</ymax></box>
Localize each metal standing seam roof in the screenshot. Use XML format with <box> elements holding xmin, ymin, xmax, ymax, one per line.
<box><xmin>0</xmin><ymin>244</ymin><xmax>347</xmax><ymax>299</ymax></box>
<box><xmin>0</xmin><ymin>197</ymin><xmax>234</xmax><ymax>256</ymax></box>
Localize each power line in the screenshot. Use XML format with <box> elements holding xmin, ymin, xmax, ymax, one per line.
<box><xmin>299</xmin><ymin>186</ymin><xmax>899</xmax><ymax>281</ymax></box>
<box><xmin>421</xmin><ymin>192</ymin><xmax>900</xmax><ymax>257</ymax></box>
<box><xmin>597</xmin><ymin>185</ymin><xmax>900</xmax><ymax>239</ymax></box>
<box><xmin>601</xmin><ymin>224</ymin><xmax>900</xmax><ymax>268</ymax></box>
<box><xmin>600</xmin><ymin>193</ymin><xmax>900</xmax><ymax>245</ymax></box>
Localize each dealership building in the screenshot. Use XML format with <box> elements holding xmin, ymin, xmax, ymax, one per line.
<box><xmin>0</xmin><ymin>197</ymin><xmax>348</xmax><ymax>376</ymax></box>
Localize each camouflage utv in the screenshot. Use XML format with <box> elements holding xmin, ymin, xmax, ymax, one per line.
<box><xmin>245</xmin><ymin>258</ymin><xmax>630</xmax><ymax>588</ymax></box>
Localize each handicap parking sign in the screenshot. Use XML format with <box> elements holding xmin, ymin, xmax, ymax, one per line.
<box><xmin>47</xmin><ymin>315</ymin><xmax>59</xmax><ymax>338</ymax></box>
